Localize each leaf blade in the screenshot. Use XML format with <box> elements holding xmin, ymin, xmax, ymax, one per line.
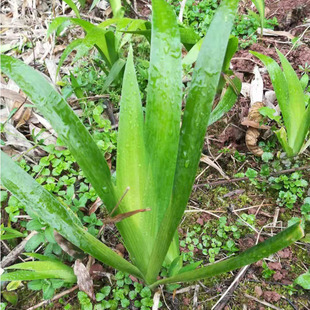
<box><xmin>0</xmin><ymin>152</ymin><xmax>143</xmax><ymax>278</ymax></box>
<box><xmin>1</xmin><ymin>55</ymin><xmax>116</xmax><ymax>209</ymax></box>
<box><xmin>150</xmin><ymin>221</ymin><xmax>304</xmax><ymax>287</ymax></box>
<box><xmin>145</xmin><ymin>0</ymin><xmax>240</xmax><ymax>284</ymax></box>
<box><xmin>143</xmin><ymin>0</ymin><xmax>182</xmax><ymax>243</ymax></box>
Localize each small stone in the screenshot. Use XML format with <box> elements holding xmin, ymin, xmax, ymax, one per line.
<box><xmin>273</xmin><ymin>271</ymin><xmax>283</xmax><ymax>281</ymax></box>
<box><xmin>267</xmin><ymin>262</ymin><xmax>282</xmax><ymax>270</ymax></box>
<box><xmin>263</xmin><ymin>291</ymin><xmax>281</xmax><ymax>302</ymax></box>
<box><xmin>254</xmin><ymin>286</ymin><xmax>263</xmax><ymax>297</ymax></box>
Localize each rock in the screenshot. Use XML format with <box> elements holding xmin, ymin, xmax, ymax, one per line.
<box><xmin>254</xmin><ymin>286</ymin><xmax>263</xmax><ymax>297</ymax></box>
<box><xmin>263</xmin><ymin>291</ymin><xmax>281</xmax><ymax>303</ymax></box>
<box><xmin>267</xmin><ymin>262</ymin><xmax>282</xmax><ymax>270</ymax></box>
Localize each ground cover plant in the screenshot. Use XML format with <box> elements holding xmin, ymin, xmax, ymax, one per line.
<box><xmin>1</xmin><ymin>0</ymin><xmax>310</xmax><ymax>309</ymax></box>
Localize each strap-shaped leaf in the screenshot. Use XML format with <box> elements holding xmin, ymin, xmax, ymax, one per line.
<box><xmin>115</xmin><ymin>47</ymin><xmax>151</xmax><ymax>274</ymax></box>
<box><xmin>0</xmin><ymin>55</ymin><xmax>116</xmax><ymax>209</ymax></box>
<box><xmin>276</xmin><ymin>49</ymin><xmax>305</xmax><ymax>148</ymax></box>
<box><xmin>1</xmin><ymin>152</ymin><xmax>142</xmax><ymax>278</ymax></box>
<box><xmin>47</xmin><ymin>17</ymin><xmax>94</xmax><ymax>38</ymax></box>
<box><xmin>110</xmin><ymin>0</ymin><xmax>124</xmax><ymax>18</ymax></box>
<box><xmin>100</xmin><ymin>58</ymin><xmax>125</xmax><ymax>93</ymax></box>
<box><xmin>250</xmin><ymin>51</ymin><xmax>291</xmax><ymax>138</ymax></box>
<box><xmin>145</xmin><ymin>0</ymin><xmax>240</xmax><ymax>284</ymax></box>
<box><xmin>1</xmin><ymin>270</ymin><xmax>72</xmax><ymax>282</ymax></box>
<box><xmin>297</xmin><ymin>106</ymin><xmax>310</xmax><ymax>154</ymax></box>
<box><xmin>208</xmin><ymin>77</ymin><xmax>241</xmax><ymax>126</ymax></box>
<box><xmin>143</xmin><ymin>0</ymin><xmax>182</xmax><ymax>241</ymax></box>
<box><xmin>251</xmin><ymin>0</ymin><xmax>265</xmax><ymax>31</ymax></box>
<box><xmin>5</xmin><ymin>260</ymin><xmax>76</xmax><ymax>282</ymax></box>
<box><xmin>149</xmin><ymin>221</ymin><xmax>304</xmax><ymax>288</ymax></box>
<box><xmin>63</xmin><ymin>0</ymin><xmax>81</xmax><ymax>18</ymax></box>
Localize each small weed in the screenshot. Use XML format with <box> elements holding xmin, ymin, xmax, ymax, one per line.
<box><xmin>179</xmin><ymin>216</ymin><xmax>252</xmax><ymax>264</ymax></box>
<box><xmin>28</xmin><ymin>279</ymin><xmax>66</xmax><ymax>300</ymax></box>
<box><xmin>78</xmin><ymin>272</ymin><xmax>162</xmax><ymax>310</ymax></box>
<box><xmin>261</xmin><ymin>261</ymin><xmax>275</xmax><ymax>279</ymax></box>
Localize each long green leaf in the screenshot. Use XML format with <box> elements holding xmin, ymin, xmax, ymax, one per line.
<box><xmin>63</xmin><ymin>0</ymin><xmax>81</xmax><ymax>18</ymax></box>
<box><xmin>0</xmin><ymin>152</ymin><xmax>143</xmax><ymax>278</ymax></box>
<box><xmin>251</xmin><ymin>0</ymin><xmax>265</xmax><ymax>31</ymax></box>
<box><xmin>119</xmin><ymin>28</ymin><xmax>200</xmax><ymax>46</ymax></box>
<box><xmin>150</xmin><ymin>221</ymin><xmax>304</xmax><ymax>288</ymax></box>
<box><xmin>110</xmin><ymin>0</ymin><xmax>124</xmax><ymax>18</ymax></box>
<box><xmin>297</xmin><ymin>106</ymin><xmax>310</xmax><ymax>154</ymax></box>
<box><xmin>250</xmin><ymin>51</ymin><xmax>291</xmax><ymax>138</ymax></box>
<box><xmin>5</xmin><ymin>261</ymin><xmax>76</xmax><ymax>282</ymax></box>
<box><xmin>143</xmin><ymin>0</ymin><xmax>182</xmax><ymax>243</ymax></box>
<box><xmin>0</xmin><ymin>55</ymin><xmax>116</xmax><ymax>209</ymax></box>
<box><xmin>182</xmin><ymin>38</ymin><xmax>203</xmax><ymax>67</ymax></box>
<box><xmin>1</xmin><ymin>270</ymin><xmax>73</xmax><ymax>282</ymax></box>
<box><xmin>115</xmin><ymin>47</ymin><xmax>150</xmax><ymax>274</ymax></box>
<box><xmin>145</xmin><ymin>0</ymin><xmax>240</xmax><ymax>285</ymax></box>
<box><xmin>208</xmin><ymin>77</ymin><xmax>241</xmax><ymax>126</ymax></box>
<box><xmin>276</xmin><ymin>49</ymin><xmax>305</xmax><ymax>150</ymax></box>
<box><xmin>47</xmin><ymin>17</ymin><xmax>94</xmax><ymax>38</ymax></box>
<box><xmin>100</xmin><ymin>58</ymin><xmax>125</xmax><ymax>93</ymax></box>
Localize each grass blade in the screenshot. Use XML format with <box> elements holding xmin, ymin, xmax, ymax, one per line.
<box><xmin>145</xmin><ymin>0</ymin><xmax>240</xmax><ymax>284</ymax></box>
<box><xmin>1</xmin><ymin>55</ymin><xmax>116</xmax><ymax>210</ymax></box>
<box><xmin>1</xmin><ymin>152</ymin><xmax>142</xmax><ymax>278</ymax></box>
<box><xmin>150</xmin><ymin>221</ymin><xmax>304</xmax><ymax>287</ymax></box>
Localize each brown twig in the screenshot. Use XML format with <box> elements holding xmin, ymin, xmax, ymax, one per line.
<box><xmin>1</xmin><ymin>231</ymin><xmax>37</xmax><ymax>268</ymax></box>
<box><xmin>244</xmin><ymin>293</ymin><xmax>282</xmax><ymax>310</ymax></box>
<box><xmin>212</xmin><ymin>266</ymin><xmax>250</xmax><ymax>310</ymax></box>
<box><xmin>26</xmin><ymin>285</ymin><xmax>79</xmax><ymax>310</ymax></box>
<box><xmin>194</xmin><ymin>165</ymin><xmax>310</xmax><ymax>188</ymax></box>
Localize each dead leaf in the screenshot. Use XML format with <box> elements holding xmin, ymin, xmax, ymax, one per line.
<box><xmin>0</xmin><ymin>88</ymin><xmax>32</xmax><ymax>105</ymax></box>
<box><xmin>74</xmin><ymin>260</ymin><xmax>95</xmax><ymax>301</ymax></box>
<box><xmin>88</xmin><ymin>197</ymin><xmax>103</xmax><ymax>215</ymax></box>
<box><xmin>0</xmin><ymin>88</ymin><xmax>32</xmax><ymax>127</ymax></box>
<box><xmin>104</xmin><ymin>208</ymin><xmax>151</xmax><ymax>224</ymax></box>
<box><xmin>241</xmin><ymin>119</ymin><xmax>270</xmax><ymax>129</ymax></box>
<box><xmin>258</xmin><ymin>28</ymin><xmax>295</xmax><ymax>40</ymax></box>
<box><xmin>245</xmin><ymin>128</ymin><xmax>264</xmax><ymax>156</ymax></box>
<box><xmin>244</xmin><ymin>102</ymin><xmax>265</xmax><ymax>156</ymax></box>
<box><xmin>200</xmin><ymin>155</ymin><xmax>229</xmax><ymax>179</ymax></box>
